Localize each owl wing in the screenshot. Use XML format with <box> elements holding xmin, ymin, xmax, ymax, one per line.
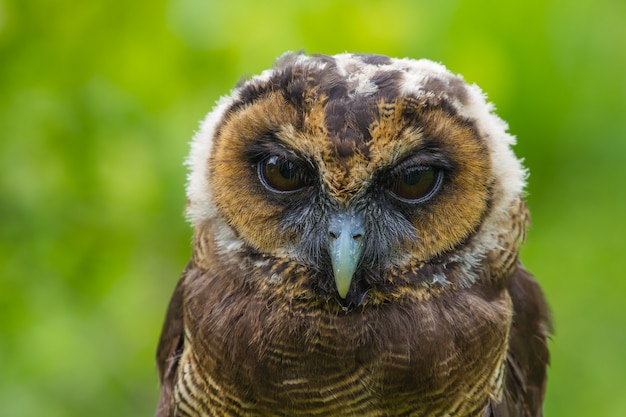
<box><xmin>155</xmin><ymin>263</ymin><xmax>190</xmax><ymax>417</ymax></box>
<box><xmin>484</xmin><ymin>266</ymin><xmax>552</xmax><ymax>417</ymax></box>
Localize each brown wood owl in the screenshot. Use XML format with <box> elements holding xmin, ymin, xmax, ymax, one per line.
<box><xmin>156</xmin><ymin>52</ymin><xmax>551</xmax><ymax>417</ymax></box>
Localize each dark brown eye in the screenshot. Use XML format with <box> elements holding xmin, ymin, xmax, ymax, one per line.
<box><xmin>389</xmin><ymin>166</ymin><xmax>443</xmax><ymax>202</ymax></box>
<box><xmin>258</xmin><ymin>155</ymin><xmax>309</xmax><ymax>192</ymax></box>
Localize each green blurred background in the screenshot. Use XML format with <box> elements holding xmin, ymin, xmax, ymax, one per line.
<box><xmin>1</xmin><ymin>0</ymin><xmax>625</xmax><ymax>415</ymax></box>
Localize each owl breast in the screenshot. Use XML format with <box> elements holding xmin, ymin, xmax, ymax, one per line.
<box><xmin>175</xmin><ymin>263</ymin><xmax>512</xmax><ymax>417</ymax></box>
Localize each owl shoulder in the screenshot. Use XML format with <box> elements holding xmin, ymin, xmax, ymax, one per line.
<box><xmin>486</xmin><ymin>265</ymin><xmax>552</xmax><ymax>417</ymax></box>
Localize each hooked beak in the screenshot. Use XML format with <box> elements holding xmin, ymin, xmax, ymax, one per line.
<box><xmin>328</xmin><ymin>212</ymin><xmax>365</xmax><ymax>299</ymax></box>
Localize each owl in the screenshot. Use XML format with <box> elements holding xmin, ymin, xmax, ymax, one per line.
<box><xmin>156</xmin><ymin>52</ymin><xmax>551</xmax><ymax>417</ymax></box>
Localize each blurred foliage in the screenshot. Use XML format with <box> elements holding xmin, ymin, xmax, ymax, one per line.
<box><xmin>1</xmin><ymin>0</ymin><xmax>625</xmax><ymax>415</ymax></box>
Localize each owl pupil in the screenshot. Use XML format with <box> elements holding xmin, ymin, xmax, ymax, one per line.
<box><xmin>404</xmin><ymin>168</ymin><xmax>426</xmax><ymax>185</ymax></box>
<box><xmin>278</xmin><ymin>160</ymin><xmax>296</xmax><ymax>179</ymax></box>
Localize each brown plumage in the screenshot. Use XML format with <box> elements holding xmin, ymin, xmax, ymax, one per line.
<box><xmin>156</xmin><ymin>52</ymin><xmax>551</xmax><ymax>416</ymax></box>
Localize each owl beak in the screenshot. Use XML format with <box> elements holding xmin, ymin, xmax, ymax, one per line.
<box><xmin>328</xmin><ymin>213</ymin><xmax>365</xmax><ymax>299</ymax></box>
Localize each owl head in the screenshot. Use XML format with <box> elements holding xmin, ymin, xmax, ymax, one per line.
<box><xmin>184</xmin><ymin>52</ymin><xmax>527</xmax><ymax>308</ymax></box>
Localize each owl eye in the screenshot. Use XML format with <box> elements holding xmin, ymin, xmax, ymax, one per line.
<box><xmin>258</xmin><ymin>155</ymin><xmax>310</xmax><ymax>193</ymax></box>
<box><xmin>389</xmin><ymin>166</ymin><xmax>443</xmax><ymax>203</ymax></box>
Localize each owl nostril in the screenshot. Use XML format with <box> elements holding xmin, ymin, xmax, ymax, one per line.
<box><xmin>328</xmin><ymin>231</ymin><xmax>363</xmax><ymax>241</ymax></box>
<box><xmin>328</xmin><ymin>212</ymin><xmax>365</xmax><ymax>243</ymax></box>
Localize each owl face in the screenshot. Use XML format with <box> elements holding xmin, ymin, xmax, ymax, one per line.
<box><xmin>186</xmin><ymin>53</ymin><xmax>526</xmax><ymax>308</ymax></box>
